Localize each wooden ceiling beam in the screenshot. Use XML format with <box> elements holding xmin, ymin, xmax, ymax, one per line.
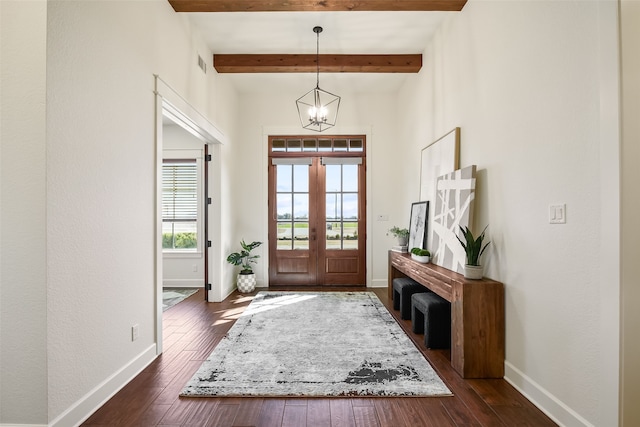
<box><xmin>168</xmin><ymin>0</ymin><xmax>467</xmax><ymax>12</ymax></box>
<box><xmin>214</xmin><ymin>54</ymin><xmax>422</xmax><ymax>73</ymax></box>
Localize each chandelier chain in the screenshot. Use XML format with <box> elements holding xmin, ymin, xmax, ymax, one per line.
<box><xmin>315</xmin><ymin>28</ymin><xmax>320</xmax><ymax>88</ymax></box>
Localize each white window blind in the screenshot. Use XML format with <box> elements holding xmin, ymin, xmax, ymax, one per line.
<box><xmin>271</xmin><ymin>157</ymin><xmax>313</xmax><ymax>165</ymax></box>
<box><xmin>321</xmin><ymin>157</ymin><xmax>363</xmax><ymax>165</ymax></box>
<box><xmin>162</xmin><ymin>160</ymin><xmax>197</xmax><ymax>222</ymax></box>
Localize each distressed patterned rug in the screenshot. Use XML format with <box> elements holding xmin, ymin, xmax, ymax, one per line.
<box><xmin>180</xmin><ymin>291</ymin><xmax>451</xmax><ymax>397</ymax></box>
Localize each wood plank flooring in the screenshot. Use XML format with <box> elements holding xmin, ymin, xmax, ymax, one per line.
<box><xmin>82</xmin><ymin>287</ymin><xmax>557</xmax><ymax>426</ymax></box>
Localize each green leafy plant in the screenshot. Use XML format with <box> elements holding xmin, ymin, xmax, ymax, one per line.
<box><xmin>162</xmin><ymin>232</ymin><xmax>197</xmax><ymax>249</ymax></box>
<box><xmin>387</xmin><ymin>226</ymin><xmax>409</xmax><ymax>239</ymax></box>
<box><xmin>226</xmin><ymin>240</ymin><xmax>263</xmax><ymax>274</ymax></box>
<box><xmin>410</xmin><ymin>247</ymin><xmax>430</xmax><ymax>256</ymax></box>
<box><xmin>456</xmin><ymin>225</ymin><xmax>490</xmax><ymax>266</ymax></box>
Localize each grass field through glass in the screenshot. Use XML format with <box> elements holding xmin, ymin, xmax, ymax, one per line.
<box><xmin>277</xmin><ymin>222</ymin><xmax>358</xmax><ymax>249</ymax></box>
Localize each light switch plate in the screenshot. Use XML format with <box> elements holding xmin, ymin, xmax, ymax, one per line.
<box><xmin>549</xmin><ymin>204</ymin><xmax>566</xmax><ymax>224</ymax></box>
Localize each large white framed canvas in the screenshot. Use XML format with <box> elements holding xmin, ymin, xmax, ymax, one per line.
<box><xmin>431</xmin><ymin>165</ymin><xmax>477</xmax><ymax>274</ymax></box>
<box><xmin>420</xmin><ymin>128</ymin><xmax>460</xmax><ymax>252</ymax></box>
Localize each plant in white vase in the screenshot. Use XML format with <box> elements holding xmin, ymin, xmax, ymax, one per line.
<box><xmin>226</xmin><ymin>240</ymin><xmax>262</xmax><ymax>293</ymax></box>
<box><xmin>456</xmin><ymin>225</ymin><xmax>490</xmax><ymax>280</ymax></box>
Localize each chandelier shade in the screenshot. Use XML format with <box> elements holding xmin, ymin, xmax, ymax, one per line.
<box><xmin>296</xmin><ymin>26</ymin><xmax>340</xmax><ymax>132</ymax></box>
<box><xmin>296</xmin><ymin>86</ymin><xmax>340</xmax><ymax>132</ymax></box>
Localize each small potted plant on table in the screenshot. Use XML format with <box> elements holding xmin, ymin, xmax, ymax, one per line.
<box><xmin>388</xmin><ymin>226</ymin><xmax>410</xmax><ymax>247</ymax></box>
<box><xmin>410</xmin><ymin>247</ymin><xmax>431</xmax><ymax>263</ymax></box>
<box><xmin>226</xmin><ymin>240</ymin><xmax>262</xmax><ymax>293</ymax></box>
<box><xmin>456</xmin><ymin>225</ymin><xmax>490</xmax><ymax>280</ymax></box>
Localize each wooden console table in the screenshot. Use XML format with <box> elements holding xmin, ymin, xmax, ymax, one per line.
<box><xmin>388</xmin><ymin>251</ymin><xmax>505</xmax><ymax>378</ymax></box>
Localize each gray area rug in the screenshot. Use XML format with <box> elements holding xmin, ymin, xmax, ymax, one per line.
<box><xmin>163</xmin><ymin>288</ymin><xmax>198</xmax><ymax>311</ymax></box>
<box><xmin>181</xmin><ymin>291</ymin><xmax>452</xmax><ymax>397</ymax></box>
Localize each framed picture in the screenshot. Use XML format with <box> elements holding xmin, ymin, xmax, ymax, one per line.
<box><xmin>419</xmin><ymin>127</ymin><xmax>460</xmax><ymax>251</ymax></box>
<box><xmin>408</xmin><ymin>201</ymin><xmax>429</xmax><ymax>251</ymax></box>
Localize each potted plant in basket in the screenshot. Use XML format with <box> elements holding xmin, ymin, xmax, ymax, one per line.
<box><xmin>410</xmin><ymin>247</ymin><xmax>431</xmax><ymax>264</ymax></box>
<box><xmin>388</xmin><ymin>226</ymin><xmax>410</xmax><ymax>247</ymax></box>
<box><xmin>226</xmin><ymin>240</ymin><xmax>262</xmax><ymax>293</ymax></box>
<box><xmin>456</xmin><ymin>225</ymin><xmax>490</xmax><ymax>280</ymax></box>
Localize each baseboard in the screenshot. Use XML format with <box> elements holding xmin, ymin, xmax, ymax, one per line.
<box><xmin>504</xmin><ymin>361</ymin><xmax>594</xmax><ymax>427</ymax></box>
<box><xmin>0</xmin><ymin>424</ymin><xmax>47</xmax><ymax>427</ymax></box>
<box><xmin>221</xmin><ymin>286</ymin><xmax>236</xmax><ymax>301</ymax></box>
<box><xmin>368</xmin><ymin>279</ymin><xmax>388</xmax><ymax>288</ymax></box>
<box><xmin>162</xmin><ymin>279</ymin><xmax>203</xmax><ymax>287</ymax></box>
<box><xmin>49</xmin><ymin>344</ymin><xmax>157</xmax><ymax>427</ymax></box>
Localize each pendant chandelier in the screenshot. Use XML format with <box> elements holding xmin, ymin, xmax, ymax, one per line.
<box><xmin>296</xmin><ymin>26</ymin><xmax>340</xmax><ymax>132</ymax></box>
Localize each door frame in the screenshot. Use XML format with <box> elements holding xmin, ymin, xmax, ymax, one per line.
<box><xmin>261</xmin><ymin>126</ymin><xmax>374</xmax><ymax>288</ymax></box>
<box><xmin>154</xmin><ymin>76</ymin><xmax>226</xmax><ymax>355</ymax></box>
<box><xmin>268</xmin><ymin>142</ymin><xmax>367</xmax><ymax>286</ymax></box>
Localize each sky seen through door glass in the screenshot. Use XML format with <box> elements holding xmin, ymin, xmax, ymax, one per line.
<box><xmin>276</xmin><ymin>164</ymin><xmax>358</xmax><ymax>219</ymax></box>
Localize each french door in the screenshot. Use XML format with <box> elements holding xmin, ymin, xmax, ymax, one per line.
<box><xmin>268</xmin><ymin>136</ymin><xmax>366</xmax><ymax>286</ymax></box>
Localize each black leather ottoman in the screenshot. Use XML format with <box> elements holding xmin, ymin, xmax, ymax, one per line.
<box><xmin>392</xmin><ymin>277</ymin><xmax>428</xmax><ymax>320</ymax></box>
<box><xmin>411</xmin><ymin>292</ymin><xmax>451</xmax><ymax>349</ymax></box>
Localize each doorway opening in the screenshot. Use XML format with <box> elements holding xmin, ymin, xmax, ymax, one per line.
<box><xmin>154</xmin><ymin>75</ymin><xmax>225</xmax><ymax>354</ymax></box>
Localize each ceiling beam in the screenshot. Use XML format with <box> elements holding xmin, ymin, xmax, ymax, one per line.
<box><xmin>214</xmin><ymin>54</ymin><xmax>422</xmax><ymax>73</ymax></box>
<box><xmin>168</xmin><ymin>0</ymin><xmax>467</xmax><ymax>12</ymax></box>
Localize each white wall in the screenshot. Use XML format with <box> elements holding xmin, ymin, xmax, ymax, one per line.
<box><xmin>222</xmin><ymin>81</ymin><xmax>403</xmax><ymax>294</ymax></box>
<box><xmin>396</xmin><ymin>1</ymin><xmax>620</xmax><ymax>426</ymax></box>
<box><xmin>621</xmin><ymin>2</ymin><xmax>640</xmax><ymax>425</ymax></box>
<box><xmin>43</xmin><ymin>1</ymin><xmax>236</xmax><ymax>424</ymax></box>
<box><xmin>0</xmin><ymin>0</ymin><xmax>48</xmax><ymax>423</ymax></box>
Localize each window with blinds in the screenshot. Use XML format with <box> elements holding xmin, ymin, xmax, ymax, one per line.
<box><xmin>162</xmin><ymin>159</ymin><xmax>198</xmax><ymax>251</ymax></box>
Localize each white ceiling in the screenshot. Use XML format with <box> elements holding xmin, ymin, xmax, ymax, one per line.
<box><xmin>189</xmin><ymin>12</ymin><xmax>451</xmax><ymax>54</ymax></box>
<box><xmin>185</xmin><ymin>11</ymin><xmax>453</xmax><ymax>93</ymax></box>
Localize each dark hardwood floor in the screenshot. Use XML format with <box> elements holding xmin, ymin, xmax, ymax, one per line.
<box><xmin>82</xmin><ymin>287</ymin><xmax>557</xmax><ymax>426</ymax></box>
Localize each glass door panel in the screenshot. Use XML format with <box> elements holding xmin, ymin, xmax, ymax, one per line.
<box><xmin>276</xmin><ymin>165</ymin><xmax>309</xmax><ymax>251</ymax></box>
<box><xmin>324</xmin><ymin>164</ymin><xmax>358</xmax><ymax>250</ymax></box>
<box><xmin>269</xmin><ymin>160</ymin><xmax>317</xmax><ymax>285</ymax></box>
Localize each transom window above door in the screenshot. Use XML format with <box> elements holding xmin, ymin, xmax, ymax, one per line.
<box><xmin>271</xmin><ymin>137</ymin><xmax>364</xmax><ymax>153</ymax></box>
